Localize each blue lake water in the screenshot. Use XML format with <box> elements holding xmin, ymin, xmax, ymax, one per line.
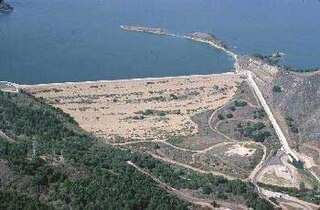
<box><xmin>1</xmin><ymin>0</ymin><xmax>320</xmax><ymax>84</ymax></box>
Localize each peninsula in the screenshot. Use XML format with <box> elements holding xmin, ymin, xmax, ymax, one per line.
<box><xmin>120</xmin><ymin>25</ymin><xmax>236</xmax><ymax>61</ymax></box>
<box><xmin>121</xmin><ymin>25</ymin><xmax>168</xmax><ymax>35</ymax></box>
<box><xmin>0</xmin><ymin>0</ymin><xmax>13</xmax><ymax>13</ymax></box>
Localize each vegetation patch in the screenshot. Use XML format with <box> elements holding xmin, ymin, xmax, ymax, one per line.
<box><xmin>135</xmin><ymin>109</ymin><xmax>181</xmax><ymax>117</ymax></box>
<box><xmin>284</xmin><ymin>113</ymin><xmax>299</xmax><ymax>133</ymax></box>
<box><xmin>236</xmin><ymin>122</ymin><xmax>271</xmax><ymax>142</ymax></box>
<box><xmin>135</xmin><ymin>156</ymin><xmax>274</xmax><ymax>209</ymax></box>
<box><xmin>234</xmin><ymin>100</ymin><xmax>248</xmax><ymax>107</ymax></box>
<box><xmin>272</xmin><ymin>85</ymin><xmax>282</xmax><ymax>93</ymax></box>
<box><xmin>166</xmin><ymin>136</ymin><xmax>185</xmax><ymax>145</ymax></box>
<box><xmin>258</xmin><ymin>183</ymin><xmax>319</xmax><ymax>205</ymax></box>
<box><xmin>253</xmin><ymin>108</ymin><xmax>266</xmax><ymax>119</ymax></box>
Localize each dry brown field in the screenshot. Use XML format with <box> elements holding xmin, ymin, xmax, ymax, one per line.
<box><xmin>23</xmin><ymin>74</ymin><xmax>242</xmax><ymax>143</ymax></box>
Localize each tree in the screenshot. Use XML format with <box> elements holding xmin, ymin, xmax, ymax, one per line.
<box><xmin>272</xmin><ymin>85</ymin><xmax>282</xmax><ymax>93</ymax></box>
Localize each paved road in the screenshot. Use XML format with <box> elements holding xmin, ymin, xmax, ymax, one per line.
<box><xmin>246</xmin><ymin>71</ymin><xmax>299</xmax><ymax>162</ymax></box>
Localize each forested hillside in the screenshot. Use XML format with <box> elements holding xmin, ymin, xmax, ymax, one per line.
<box><xmin>0</xmin><ymin>91</ymin><xmax>273</xmax><ymax>209</ymax></box>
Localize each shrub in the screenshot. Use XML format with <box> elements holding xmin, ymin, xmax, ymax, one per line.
<box><xmin>217</xmin><ymin>114</ymin><xmax>225</xmax><ymax>120</ymax></box>
<box><xmin>236</xmin><ymin>122</ymin><xmax>271</xmax><ymax>142</ymax></box>
<box><xmin>234</xmin><ymin>100</ymin><xmax>247</xmax><ymax>107</ymax></box>
<box><xmin>226</xmin><ymin>113</ymin><xmax>233</xmax><ymax>118</ymax></box>
<box><xmin>272</xmin><ymin>85</ymin><xmax>282</xmax><ymax>93</ymax></box>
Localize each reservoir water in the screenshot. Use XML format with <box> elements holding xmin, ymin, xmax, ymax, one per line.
<box><xmin>1</xmin><ymin>0</ymin><xmax>320</xmax><ymax>84</ymax></box>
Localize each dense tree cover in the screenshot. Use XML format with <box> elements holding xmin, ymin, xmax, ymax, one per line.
<box><xmin>258</xmin><ymin>183</ymin><xmax>320</xmax><ymax>205</ymax></box>
<box><xmin>236</xmin><ymin>122</ymin><xmax>271</xmax><ymax>142</ymax></box>
<box><xmin>134</xmin><ymin>156</ymin><xmax>274</xmax><ymax>210</ymax></box>
<box><xmin>0</xmin><ymin>91</ymin><xmax>274</xmax><ymax>209</ymax></box>
<box><xmin>0</xmin><ymin>92</ymin><xmax>187</xmax><ymax>209</ymax></box>
<box><xmin>1</xmin><ymin>191</ymin><xmax>51</xmax><ymax>210</ymax></box>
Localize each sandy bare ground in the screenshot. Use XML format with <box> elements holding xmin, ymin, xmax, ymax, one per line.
<box><xmin>24</xmin><ymin>74</ymin><xmax>242</xmax><ymax>142</ymax></box>
<box><xmin>225</xmin><ymin>143</ymin><xmax>256</xmax><ymax>157</ymax></box>
<box><xmin>257</xmin><ymin>155</ymin><xmax>302</xmax><ymax>188</ymax></box>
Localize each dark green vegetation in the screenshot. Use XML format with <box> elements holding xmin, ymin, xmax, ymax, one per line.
<box><xmin>272</xmin><ymin>85</ymin><xmax>282</xmax><ymax>93</ymax></box>
<box><xmin>135</xmin><ymin>109</ymin><xmax>181</xmax><ymax>117</ymax></box>
<box><xmin>253</xmin><ymin>109</ymin><xmax>266</xmax><ymax>119</ymax></box>
<box><xmin>252</xmin><ymin>53</ymin><xmax>320</xmax><ymax>73</ymax></box>
<box><xmin>0</xmin><ymin>91</ymin><xmax>187</xmax><ymax>209</ymax></box>
<box><xmin>166</xmin><ymin>136</ymin><xmax>185</xmax><ymax>145</ymax></box>
<box><xmin>258</xmin><ymin>183</ymin><xmax>320</xmax><ymax>205</ymax></box>
<box><xmin>234</xmin><ymin>100</ymin><xmax>248</xmax><ymax>107</ymax></box>
<box><xmin>135</xmin><ymin>156</ymin><xmax>274</xmax><ymax>210</ymax></box>
<box><xmin>284</xmin><ymin>114</ymin><xmax>299</xmax><ymax>133</ymax></box>
<box><xmin>283</xmin><ymin>66</ymin><xmax>320</xmax><ymax>73</ymax></box>
<box><xmin>229</xmin><ymin>100</ymin><xmax>248</xmax><ymax>112</ymax></box>
<box><xmin>236</xmin><ymin>122</ymin><xmax>271</xmax><ymax>142</ymax></box>
<box><xmin>217</xmin><ymin>113</ymin><xmax>233</xmax><ymax>120</ymax></box>
<box><xmin>0</xmin><ymin>91</ymin><xmax>275</xmax><ymax>209</ymax></box>
<box><xmin>252</xmin><ymin>53</ymin><xmax>283</xmax><ymax>66</ymax></box>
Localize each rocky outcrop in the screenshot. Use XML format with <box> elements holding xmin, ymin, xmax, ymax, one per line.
<box><xmin>0</xmin><ymin>0</ymin><xmax>14</xmax><ymax>13</ymax></box>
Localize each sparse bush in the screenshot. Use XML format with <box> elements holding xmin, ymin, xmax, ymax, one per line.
<box><xmin>167</xmin><ymin>136</ymin><xmax>184</xmax><ymax>145</ymax></box>
<box><xmin>285</xmin><ymin>113</ymin><xmax>299</xmax><ymax>133</ymax></box>
<box><xmin>226</xmin><ymin>113</ymin><xmax>233</xmax><ymax>118</ymax></box>
<box><xmin>236</xmin><ymin>122</ymin><xmax>271</xmax><ymax>142</ymax></box>
<box><xmin>272</xmin><ymin>85</ymin><xmax>282</xmax><ymax>93</ymax></box>
<box><xmin>253</xmin><ymin>109</ymin><xmax>266</xmax><ymax>119</ymax></box>
<box><xmin>169</xmin><ymin>93</ymin><xmax>179</xmax><ymax>100</ymax></box>
<box><xmin>217</xmin><ymin>114</ymin><xmax>225</xmax><ymax>120</ymax></box>
<box><xmin>234</xmin><ymin>100</ymin><xmax>247</xmax><ymax>107</ymax></box>
<box><xmin>229</xmin><ymin>106</ymin><xmax>236</xmax><ymax>111</ymax></box>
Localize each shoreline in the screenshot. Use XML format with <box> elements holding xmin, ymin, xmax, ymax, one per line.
<box><xmin>18</xmin><ymin>72</ymin><xmax>236</xmax><ymax>88</ymax></box>
<box><xmin>121</xmin><ymin>25</ymin><xmax>238</xmax><ymax>66</ymax></box>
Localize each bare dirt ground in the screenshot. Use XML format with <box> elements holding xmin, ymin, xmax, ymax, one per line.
<box><xmin>124</xmin><ymin>133</ymin><xmax>264</xmax><ymax>180</ymax></box>
<box><xmin>258</xmin><ymin>164</ymin><xmax>300</xmax><ymax>188</ymax></box>
<box><xmin>0</xmin><ymin>130</ymin><xmax>15</xmax><ymax>143</ymax></box>
<box><xmin>225</xmin><ymin>143</ymin><xmax>256</xmax><ymax>157</ymax></box>
<box><xmin>24</xmin><ymin>74</ymin><xmax>241</xmax><ymax>142</ymax></box>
